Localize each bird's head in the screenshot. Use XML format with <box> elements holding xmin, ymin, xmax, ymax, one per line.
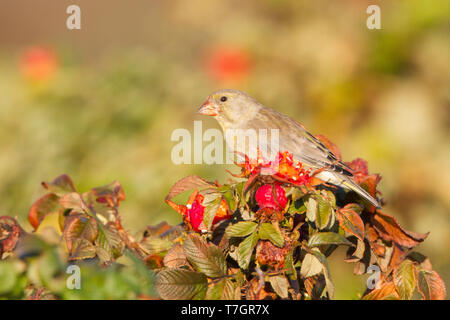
<box><xmin>197</xmin><ymin>89</ymin><xmax>259</xmax><ymax>126</ymax></box>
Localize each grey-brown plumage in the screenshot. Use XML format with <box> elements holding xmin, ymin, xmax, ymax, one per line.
<box><xmin>198</xmin><ymin>89</ymin><xmax>380</xmax><ymax>207</ymax></box>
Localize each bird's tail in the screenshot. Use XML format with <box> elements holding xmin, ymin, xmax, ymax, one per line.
<box><xmin>341</xmin><ymin>178</ymin><xmax>380</xmax><ymax>208</ymax></box>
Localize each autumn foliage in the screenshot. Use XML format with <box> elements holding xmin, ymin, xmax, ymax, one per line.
<box><xmin>0</xmin><ymin>144</ymin><xmax>446</xmax><ymax>300</ymax></box>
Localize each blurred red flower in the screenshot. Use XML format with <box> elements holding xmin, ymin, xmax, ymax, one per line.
<box><xmin>255</xmin><ymin>184</ymin><xmax>287</xmax><ymax>211</ymax></box>
<box><xmin>20</xmin><ymin>46</ymin><xmax>59</xmax><ymax>83</ymax></box>
<box><xmin>205</xmin><ymin>45</ymin><xmax>251</xmax><ymax>82</ymax></box>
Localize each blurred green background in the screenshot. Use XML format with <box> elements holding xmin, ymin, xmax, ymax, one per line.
<box><xmin>0</xmin><ymin>0</ymin><xmax>448</xmax><ymax>299</ymax></box>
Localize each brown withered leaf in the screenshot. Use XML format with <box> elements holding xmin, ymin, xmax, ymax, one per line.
<box><xmin>416</xmin><ymin>269</ymin><xmax>446</xmax><ymax>300</ymax></box>
<box><xmin>0</xmin><ymin>216</ymin><xmax>25</xmax><ymax>257</ymax></box>
<box><xmin>59</xmin><ymin>192</ymin><xmax>87</xmax><ymax>212</ymax></box>
<box><xmin>165</xmin><ymin>175</ymin><xmax>215</xmax><ymax>201</ymax></box>
<box><xmin>362</xmin><ymin>281</ymin><xmax>400</xmax><ymax>300</ymax></box>
<box><xmin>91</xmin><ymin>180</ymin><xmax>125</xmax><ymax>208</ymax></box>
<box><xmin>371</xmin><ymin>210</ymin><xmax>428</xmax><ymax>248</ymax></box>
<box><xmin>144</xmin><ymin>221</ymin><xmax>172</xmax><ymax>238</ymax></box>
<box><xmin>337</xmin><ymin>204</ymin><xmax>365</xmax><ymax>262</ymax></box>
<box><xmin>163</xmin><ymin>243</ymin><xmax>189</xmax><ymax>269</ymax></box>
<box><xmin>388</xmin><ymin>243</ymin><xmax>409</xmax><ymax>272</ymax></box>
<box><xmin>63</xmin><ymin>213</ymin><xmax>98</xmax><ymax>259</ymax></box>
<box><xmin>144</xmin><ymin>254</ymin><xmax>164</xmax><ymax>269</ymax></box>
<box><xmin>42</xmin><ymin>174</ymin><xmax>76</xmax><ymax>196</ymax></box>
<box><xmin>28</xmin><ymin>193</ymin><xmax>61</xmax><ymax>230</ymax></box>
<box><xmin>256</xmin><ymin>239</ymin><xmax>290</xmax><ymax>271</ymax></box>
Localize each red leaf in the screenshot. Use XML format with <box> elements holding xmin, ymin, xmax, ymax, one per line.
<box><xmin>371</xmin><ymin>210</ymin><xmax>428</xmax><ymax>248</ymax></box>
<box><xmin>28</xmin><ymin>193</ymin><xmax>60</xmax><ymax>230</ymax></box>
<box><xmin>362</xmin><ymin>282</ymin><xmax>400</xmax><ymax>300</ymax></box>
<box><xmin>91</xmin><ymin>180</ymin><xmax>125</xmax><ymax>208</ymax></box>
<box><xmin>417</xmin><ymin>269</ymin><xmax>446</xmax><ymax>300</ymax></box>
<box><xmin>165</xmin><ymin>175</ymin><xmax>215</xmax><ymax>201</ymax></box>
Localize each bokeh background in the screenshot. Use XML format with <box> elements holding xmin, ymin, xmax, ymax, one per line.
<box><xmin>0</xmin><ymin>0</ymin><xmax>448</xmax><ymax>298</ymax></box>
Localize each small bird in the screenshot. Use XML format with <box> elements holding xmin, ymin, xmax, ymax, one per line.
<box><xmin>197</xmin><ymin>89</ymin><xmax>380</xmax><ymax>208</ymax></box>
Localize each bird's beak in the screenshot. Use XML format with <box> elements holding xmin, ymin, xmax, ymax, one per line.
<box><xmin>197</xmin><ymin>98</ymin><xmax>218</xmax><ymax>116</ymax></box>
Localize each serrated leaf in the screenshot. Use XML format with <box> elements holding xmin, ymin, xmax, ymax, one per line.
<box><xmin>63</xmin><ymin>214</ymin><xmax>98</xmax><ymax>260</ymax></box>
<box><xmin>269</xmin><ymin>275</ymin><xmax>289</xmax><ymax>299</ymax></box>
<box><xmin>206</xmin><ymin>278</ymin><xmax>236</xmax><ymax>300</ymax></box>
<box><xmin>95</xmin><ymin>222</ymin><xmax>124</xmax><ymax>262</ymax></box>
<box><xmin>417</xmin><ymin>269</ymin><xmax>446</xmax><ymax>300</ymax></box>
<box><xmin>394</xmin><ymin>259</ymin><xmax>416</xmax><ymax>300</ymax></box>
<box><xmin>237</xmin><ymin>232</ymin><xmax>259</xmax><ymax>270</ymax></box>
<box><xmin>308</xmin><ymin>232</ymin><xmax>353</xmax><ymax>247</ymax></box>
<box><xmin>258</xmin><ymin>223</ymin><xmax>284</xmax><ymax>247</ymax></box>
<box><xmin>225</xmin><ymin>221</ymin><xmax>258</xmax><ymax>238</ymax></box>
<box><xmin>183</xmin><ymin>234</ymin><xmax>227</xmax><ymax>278</ymax></box>
<box><xmin>141</xmin><ymin>236</ymin><xmax>174</xmax><ymax>255</ymax></box>
<box><xmin>163</xmin><ymin>243</ymin><xmax>188</xmax><ymax>268</ymax></box>
<box><xmin>156</xmin><ymin>268</ymin><xmax>207</xmax><ymax>300</ymax></box>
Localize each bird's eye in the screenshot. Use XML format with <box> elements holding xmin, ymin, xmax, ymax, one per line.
<box><xmin>220</xmin><ymin>96</ymin><xmax>227</xmax><ymax>102</ymax></box>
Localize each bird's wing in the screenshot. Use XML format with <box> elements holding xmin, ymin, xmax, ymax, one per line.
<box><xmin>271</xmin><ymin>111</ymin><xmax>353</xmax><ymax>176</ymax></box>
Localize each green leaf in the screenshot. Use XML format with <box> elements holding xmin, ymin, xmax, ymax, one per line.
<box><xmin>206</xmin><ymin>279</ymin><xmax>227</xmax><ymax>300</ymax></box>
<box><xmin>0</xmin><ymin>261</ymin><xmax>19</xmax><ymax>294</ymax></box>
<box><xmin>305</xmin><ymin>196</ymin><xmax>317</xmax><ymax>222</ymax></box>
<box><xmin>316</xmin><ymin>196</ymin><xmax>334</xmax><ymax>230</ymax></box>
<box><xmin>219</xmin><ymin>184</ymin><xmax>237</xmax><ymax>212</ymax></box>
<box><xmin>202</xmin><ymin>196</ymin><xmax>222</xmax><ymax>229</ymax></box>
<box><xmin>310</xmin><ymin>249</ymin><xmax>335</xmax><ymax>299</ymax></box>
<box><xmin>289</xmin><ymin>199</ymin><xmax>306</xmax><ymax>215</ymax></box>
<box><xmin>225</xmin><ymin>221</ymin><xmax>258</xmax><ymax>238</ymax></box>
<box><xmin>94</xmin><ymin>222</ymin><xmax>125</xmax><ymax>263</ymax></box>
<box><xmin>237</xmin><ymin>232</ymin><xmax>259</xmax><ymax>270</ymax></box>
<box><xmin>183</xmin><ymin>234</ymin><xmax>227</xmax><ymax>278</ymax></box>
<box><xmin>285</xmin><ymin>250</ymin><xmax>297</xmax><ymax>280</ymax></box>
<box><xmin>394</xmin><ymin>259</ymin><xmax>416</xmax><ymax>300</ymax></box>
<box><xmin>141</xmin><ymin>236</ymin><xmax>174</xmax><ymax>255</ymax></box>
<box><xmin>206</xmin><ymin>278</ymin><xmax>236</xmax><ymax>300</ymax></box>
<box><xmin>155</xmin><ymin>268</ymin><xmax>207</xmax><ymax>300</ymax></box>
<box><xmin>269</xmin><ymin>275</ymin><xmax>289</xmax><ymax>299</ymax></box>
<box><xmin>300</xmin><ymin>251</ymin><xmax>323</xmax><ymax>278</ymax></box>
<box><xmin>308</xmin><ymin>232</ymin><xmax>353</xmax><ymax>247</ymax></box>
<box><xmin>258</xmin><ymin>223</ymin><xmax>284</xmax><ymax>247</ymax></box>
